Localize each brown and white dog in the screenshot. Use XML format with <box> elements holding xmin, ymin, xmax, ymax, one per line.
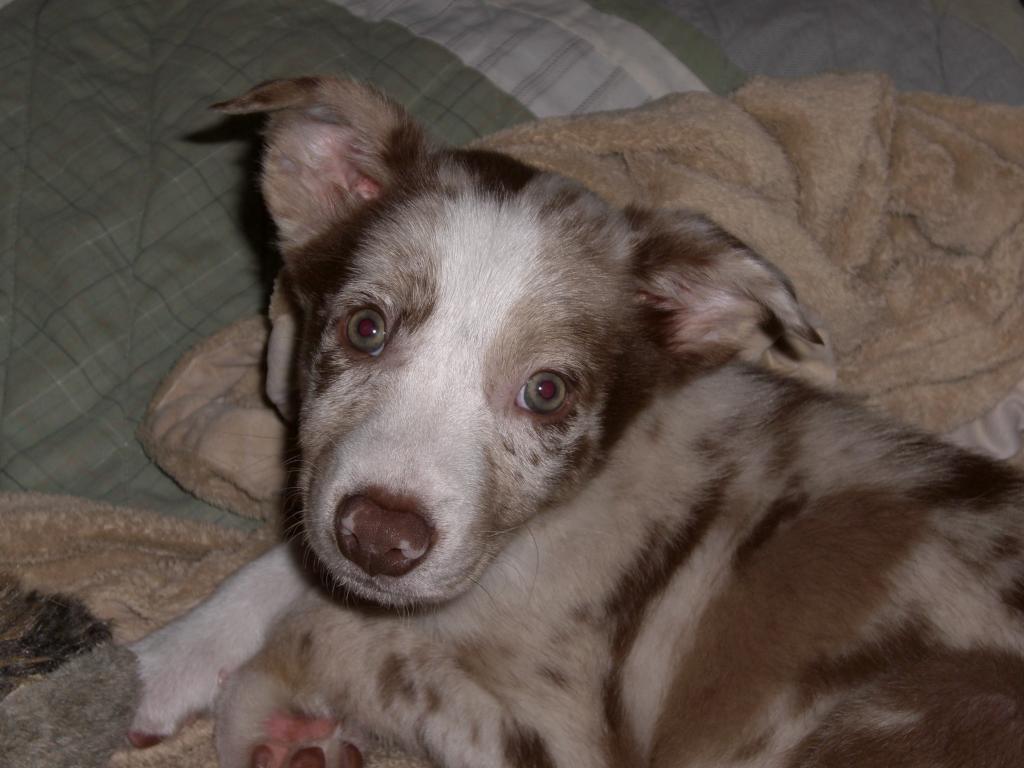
<box><xmin>129</xmin><ymin>77</ymin><xmax>1024</xmax><ymax>768</ymax></box>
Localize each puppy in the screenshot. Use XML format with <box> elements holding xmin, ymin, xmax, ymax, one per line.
<box><xmin>130</xmin><ymin>77</ymin><xmax>1024</xmax><ymax>768</ymax></box>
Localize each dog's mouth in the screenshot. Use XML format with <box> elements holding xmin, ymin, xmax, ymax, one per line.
<box><xmin>303</xmin><ymin>500</ymin><xmax>491</xmax><ymax>608</ymax></box>
<box><xmin>313</xmin><ymin>546</ymin><xmax>488</xmax><ymax>608</ymax></box>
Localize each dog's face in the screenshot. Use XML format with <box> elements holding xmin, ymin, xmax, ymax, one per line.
<box><xmin>218</xmin><ymin>77</ymin><xmax>821</xmax><ymax>606</ymax></box>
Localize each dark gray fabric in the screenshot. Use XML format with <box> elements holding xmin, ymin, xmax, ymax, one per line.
<box><xmin>0</xmin><ymin>643</ymin><xmax>140</xmax><ymax>768</ymax></box>
<box><xmin>659</xmin><ymin>0</ymin><xmax>1024</xmax><ymax>104</ymax></box>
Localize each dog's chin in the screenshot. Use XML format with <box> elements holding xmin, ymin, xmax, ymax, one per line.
<box><xmin>312</xmin><ymin>548</ymin><xmax>485</xmax><ymax>609</ymax></box>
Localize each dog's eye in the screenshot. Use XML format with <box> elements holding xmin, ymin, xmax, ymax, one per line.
<box><xmin>345</xmin><ymin>308</ymin><xmax>387</xmax><ymax>356</ymax></box>
<box><xmin>517</xmin><ymin>371</ymin><xmax>567</xmax><ymax>414</ymax></box>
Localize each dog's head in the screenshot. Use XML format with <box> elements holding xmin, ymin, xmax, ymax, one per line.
<box><xmin>217</xmin><ymin>77</ymin><xmax>822</xmax><ymax>606</ymax></box>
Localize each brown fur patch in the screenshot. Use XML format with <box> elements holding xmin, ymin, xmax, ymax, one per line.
<box><xmin>597</xmin><ymin>355</ymin><xmax>662</xmax><ymax>456</ymax></box>
<box><xmin>732</xmin><ymin>731</ymin><xmax>772</xmax><ymax>762</ymax></box>
<box><xmin>603</xmin><ymin>471</ymin><xmax>731</xmax><ymax>764</ymax></box>
<box><xmin>645</xmin><ymin>419</ymin><xmax>664</xmax><ymax>441</ymax></box>
<box><xmin>693</xmin><ymin>434</ymin><xmax>730</xmax><ymax>464</ymax></box>
<box><xmin>297</xmin><ymin>630</ymin><xmax>313</xmax><ymax>662</ymax></box>
<box><xmin>451</xmin><ymin>640</ymin><xmax>509</xmax><ymax>702</ymax></box>
<box><xmin>502</xmin><ymin>721</ymin><xmax>556</xmax><ymax>768</ymax></box>
<box><xmin>993</xmin><ymin>534</ymin><xmax>1020</xmax><ymax>561</ymax></box>
<box><xmin>650</xmin><ymin>488</ymin><xmax>928</xmax><ymax>767</ymax></box>
<box><xmin>789</xmin><ymin>649</ymin><xmax>1024</xmax><ymax>767</ymax></box>
<box><xmin>424</xmin><ymin>685</ymin><xmax>442</xmax><ymax>714</ymax></box>
<box><xmin>734</xmin><ymin>490</ymin><xmax>810</xmax><ymax>566</ymax></box>
<box><xmin>571</xmin><ymin>604</ymin><xmax>595</xmax><ymax>626</ymax></box>
<box><xmin>759</xmin><ymin>374</ymin><xmax>820</xmax><ymax>475</ymax></box>
<box><xmin>601</xmin><ymin>673</ymin><xmax>629</xmax><ymax>764</ymax></box>
<box><xmin>537</xmin><ymin>185</ymin><xmax>585</xmax><ymax>218</ymax></box>
<box><xmin>213</xmin><ymin>75</ymin><xmax>321</xmax><ymax>111</ymax></box>
<box><xmin>1002</xmin><ymin>575</ymin><xmax>1024</xmax><ymax>616</ymax></box>
<box><xmin>797</xmin><ymin>617</ymin><xmax>932</xmax><ymax>708</ymax></box>
<box><xmin>377</xmin><ymin>653</ymin><xmax>417</xmax><ymax>709</ymax></box>
<box><xmin>605</xmin><ymin>473</ymin><xmax>732</xmax><ymax>651</ymax></box>
<box><xmin>448</xmin><ymin>148</ymin><xmax>537</xmax><ymax>197</ymax></box>
<box><xmin>539</xmin><ymin>665</ymin><xmax>570</xmax><ymax>689</ymax></box>
<box><xmin>913</xmin><ymin>448</ymin><xmax>1024</xmax><ymax>511</ymax></box>
<box><xmin>382</xmin><ymin>122</ymin><xmax>428</xmax><ymax>179</ymax></box>
<box><xmin>561</xmin><ymin>435</ymin><xmax>596</xmax><ymax>478</ymax></box>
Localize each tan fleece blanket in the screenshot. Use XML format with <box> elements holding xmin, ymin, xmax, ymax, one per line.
<box><xmin>4</xmin><ymin>74</ymin><xmax>1024</xmax><ymax>767</ymax></box>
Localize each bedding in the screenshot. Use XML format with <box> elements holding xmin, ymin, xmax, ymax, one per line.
<box><xmin>664</xmin><ymin>0</ymin><xmax>1024</xmax><ymax>107</ymax></box>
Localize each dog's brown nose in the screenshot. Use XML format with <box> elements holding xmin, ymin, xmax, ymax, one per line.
<box><xmin>335</xmin><ymin>492</ymin><xmax>432</xmax><ymax>577</ymax></box>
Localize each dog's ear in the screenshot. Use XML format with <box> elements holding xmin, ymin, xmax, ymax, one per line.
<box><xmin>629</xmin><ymin>208</ymin><xmax>824</xmax><ymax>366</ymax></box>
<box><xmin>213</xmin><ymin>77</ymin><xmax>427</xmax><ymax>250</ymax></box>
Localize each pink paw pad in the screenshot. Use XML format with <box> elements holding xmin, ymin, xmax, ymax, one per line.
<box><xmin>250</xmin><ymin>713</ymin><xmax>362</xmax><ymax>768</ymax></box>
<box><xmin>126</xmin><ymin>731</ymin><xmax>164</xmax><ymax>749</ymax></box>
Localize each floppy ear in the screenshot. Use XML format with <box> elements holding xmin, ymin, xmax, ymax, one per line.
<box><xmin>628</xmin><ymin>208</ymin><xmax>825</xmax><ymax>367</ymax></box>
<box><xmin>213</xmin><ymin>76</ymin><xmax>427</xmax><ymax>251</ymax></box>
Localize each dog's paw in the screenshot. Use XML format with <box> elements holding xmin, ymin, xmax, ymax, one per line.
<box><xmin>248</xmin><ymin>713</ymin><xmax>363</xmax><ymax>768</ymax></box>
<box><xmin>215</xmin><ymin>668</ymin><xmax>363</xmax><ymax>768</ymax></box>
<box><xmin>128</xmin><ymin>629</ymin><xmax>229</xmax><ymax>743</ymax></box>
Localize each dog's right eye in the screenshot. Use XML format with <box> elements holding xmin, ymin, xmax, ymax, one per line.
<box><xmin>344</xmin><ymin>308</ymin><xmax>387</xmax><ymax>356</ymax></box>
<box><xmin>517</xmin><ymin>371</ymin><xmax>568</xmax><ymax>415</ymax></box>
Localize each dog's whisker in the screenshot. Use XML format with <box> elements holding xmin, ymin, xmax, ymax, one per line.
<box><xmin>467</xmin><ymin>575</ymin><xmax>498</xmax><ymax>612</ymax></box>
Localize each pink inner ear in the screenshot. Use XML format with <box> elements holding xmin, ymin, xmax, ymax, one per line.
<box><xmin>276</xmin><ymin>120</ymin><xmax>382</xmax><ymax>206</ymax></box>
<box><xmin>638</xmin><ymin>281</ymin><xmax>754</xmax><ymax>352</ymax></box>
<box><xmin>302</xmin><ymin>121</ymin><xmax>382</xmax><ymax>200</ymax></box>
<box><xmin>265</xmin><ymin>118</ymin><xmax>385</xmax><ymax>246</ymax></box>
<box><xmin>353</xmin><ymin>176</ymin><xmax>381</xmax><ymax>200</ymax></box>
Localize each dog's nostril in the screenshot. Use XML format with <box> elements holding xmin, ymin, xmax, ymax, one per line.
<box><xmin>334</xmin><ymin>492</ymin><xmax>432</xmax><ymax>577</ymax></box>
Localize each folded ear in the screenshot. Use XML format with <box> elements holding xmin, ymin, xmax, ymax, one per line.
<box><xmin>628</xmin><ymin>208</ymin><xmax>824</xmax><ymax>367</ymax></box>
<box><xmin>213</xmin><ymin>76</ymin><xmax>427</xmax><ymax>250</ymax></box>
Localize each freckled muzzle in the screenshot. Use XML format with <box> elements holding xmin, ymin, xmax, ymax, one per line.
<box><xmin>334</xmin><ymin>492</ymin><xmax>433</xmax><ymax>577</ymax></box>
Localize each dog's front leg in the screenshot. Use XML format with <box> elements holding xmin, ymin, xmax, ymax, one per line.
<box><xmin>216</xmin><ymin>602</ymin><xmax>586</xmax><ymax>768</ymax></box>
<box><xmin>129</xmin><ymin>543</ymin><xmax>317</xmax><ymax>744</ymax></box>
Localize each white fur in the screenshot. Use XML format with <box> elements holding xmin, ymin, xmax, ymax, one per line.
<box><xmin>130</xmin><ymin>544</ymin><xmax>313</xmax><ymax>736</ymax></box>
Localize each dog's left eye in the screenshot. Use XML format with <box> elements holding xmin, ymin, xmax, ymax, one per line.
<box><xmin>344</xmin><ymin>308</ymin><xmax>387</xmax><ymax>356</ymax></box>
<box><xmin>517</xmin><ymin>371</ymin><xmax>568</xmax><ymax>414</ymax></box>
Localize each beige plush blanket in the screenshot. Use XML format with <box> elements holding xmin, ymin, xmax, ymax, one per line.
<box><xmin>4</xmin><ymin>73</ymin><xmax>1024</xmax><ymax>767</ymax></box>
